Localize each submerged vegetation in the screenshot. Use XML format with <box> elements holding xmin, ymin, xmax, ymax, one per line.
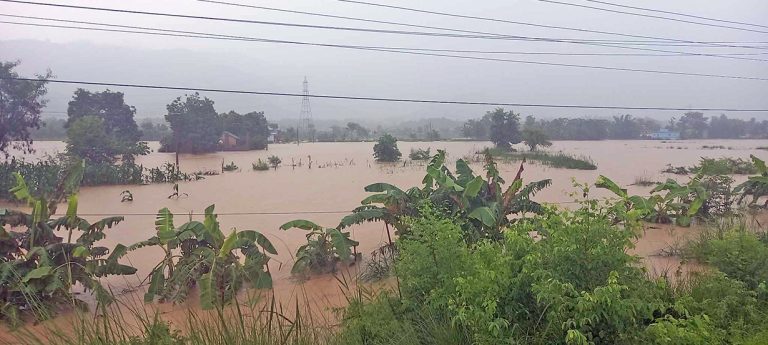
<box><xmin>131</xmin><ymin>206</ymin><xmax>275</xmax><ymax>309</ymax></box>
<box><xmin>0</xmin><ymin>158</ymin><xmax>209</xmax><ymax>200</ymax></box>
<box><xmin>663</xmin><ymin>157</ymin><xmax>757</xmax><ymax>175</ymax></box>
<box><xmin>252</xmin><ymin>159</ymin><xmax>269</xmax><ymax>171</ymax></box>
<box><xmin>485</xmin><ymin>147</ymin><xmax>598</xmax><ymax>170</ymax></box>
<box><xmin>1</xmin><ymin>143</ymin><xmax>767</xmax><ymax>343</ymax></box>
<box><xmin>0</xmin><ymin>164</ymin><xmax>136</xmax><ymax>326</ymax></box>
<box><xmin>280</xmin><ymin>220</ymin><xmax>359</xmax><ymax>274</ymax></box>
<box><xmin>373</xmin><ymin>134</ymin><xmax>402</xmax><ymax>162</ymax></box>
<box><xmin>408</xmin><ymin>147</ymin><xmax>431</xmax><ymax>161</ymax></box>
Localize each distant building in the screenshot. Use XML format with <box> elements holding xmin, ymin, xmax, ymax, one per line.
<box><xmin>220</xmin><ymin>131</ymin><xmax>242</xmax><ymax>150</ymax></box>
<box><xmin>649</xmin><ymin>129</ymin><xmax>681</xmax><ymax>140</ymax></box>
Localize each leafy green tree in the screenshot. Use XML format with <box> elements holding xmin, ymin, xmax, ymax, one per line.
<box><xmin>220</xmin><ymin>110</ymin><xmax>270</xmax><ymax>150</ymax></box>
<box><xmin>66</xmin><ymin>89</ymin><xmax>142</xmax><ymax>143</ymax></box>
<box><xmin>522</xmin><ymin>128</ymin><xmax>552</xmax><ymax>151</ymax></box>
<box><xmin>373</xmin><ymin>134</ymin><xmax>402</xmax><ymax>162</ymax></box>
<box><xmin>164</xmin><ymin>93</ymin><xmax>221</xmax><ymax>153</ymax></box>
<box><xmin>0</xmin><ymin>61</ymin><xmax>51</xmax><ymax>156</ymax></box>
<box><xmin>65</xmin><ymin>89</ymin><xmax>148</xmax><ymax>162</ymax></box>
<box><xmin>487</xmin><ymin>108</ymin><xmax>521</xmax><ymax>149</ymax></box>
<box><xmin>66</xmin><ymin>116</ymin><xmax>117</xmax><ymax>163</ymax></box>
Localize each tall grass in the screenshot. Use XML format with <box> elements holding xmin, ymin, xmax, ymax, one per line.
<box><xmin>15</xmin><ymin>290</ymin><xmax>333</xmax><ymax>345</ymax></box>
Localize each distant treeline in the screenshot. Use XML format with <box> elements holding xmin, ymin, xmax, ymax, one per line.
<box><xmin>462</xmin><ymin>112</ymin><xmax>768</xmax><ymax>140</ymax></box>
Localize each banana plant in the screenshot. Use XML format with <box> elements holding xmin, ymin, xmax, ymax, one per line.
<box><xmin>596</xmin><ymin>175</ymin><xmax>707</xmax><ymax>227</ymax></box>
<box><xmin>340</xmin><ymin>150</ymin><xmax>551</xmax><ymax>243</ymax></box>
<box><xmin>0</xmin><ymin>164</ymin><xmax>135</xmax><ymax>325</ymax></box>
<box><xmin>280</xmin><ymin>220</ymin><xmax>359</xmax><ymax>274</ymax></box>
<box><xmin>734</xmin><ymin>155</ymin><xmax>768</xmax><ymax>208</ymax></box>
<box><xmin>133</xmin><ymin>205</ymin><xmax>276</xmax><ymax>309</ymax></box>
<box><xmin>420</xmin><ymin>150</ymin><xmax>551</xmax><ymax>241</ymax></box>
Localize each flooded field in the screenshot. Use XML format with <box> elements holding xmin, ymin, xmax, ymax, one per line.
<box><xmin>2</xmin><ymin>139</ymin><xmax>767</xmax><ymax>338</ymax></box>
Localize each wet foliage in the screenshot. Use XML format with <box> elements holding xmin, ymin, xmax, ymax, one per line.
<box><xmin>280</xmin><ymin>219</ymin><xmax>359</xmax><ymax>274</ymax></box>
<box><xmin>0</xmin><ymin>164</ymin><xmax>135</xmax><ymax>326</ymax></box>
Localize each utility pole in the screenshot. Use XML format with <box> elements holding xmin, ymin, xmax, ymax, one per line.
<box><xmin>297</xmin><ymin>76</ymin><xmax>313</xmax><ymax>145</ymax></box>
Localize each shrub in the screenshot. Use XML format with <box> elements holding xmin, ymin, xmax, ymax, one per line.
<box><xmin>252</xmin><ymin>159</ymin><xmax>269</xmax><ymax>171</ymax></box>
<box><xmin>222</xmin><ymin>161</ymin><xmax>239</xmax><ymax>172</ymax></box>
<box><xmin>408</xmin><ymin>147</ymin><xmax>431</xmax><ymax>161</ymax></box>
<box><xmin>267</xmin><ymin>155</ymin><xmax>281</xmax><ymax>170</ymax></box>
<box><xmin>373</xmin><ymin>134</ymin><xmax>402</xmax><ymax>162</ymax></box>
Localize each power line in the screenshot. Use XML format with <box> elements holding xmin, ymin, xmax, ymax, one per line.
<box><xmin>3</xmin><ymin>77</ymin><xmax>768</xmax><ymax>112</ymax></box>
<box><xmin>539</xmin><ymin>0</ymin><xmax>768</xmax><ymax>34</ymax></box>
<box><xmin>336</xmin><ymin>0</ymin><xmax>768</xmax><ymax>50</ymax></box>
<box><xmin>5</xmin><ymin>15</ymin><xmax>768</xmax><ymax>61</ymax></box>
<box><xmin>583</xmin><ymin>0</ymin><xmax>768</xmax><ymax>30</ymax></box>
<box><xmin>3</xmin><ymin>0</ymin><xmax>767</xmax><ymax>61</ymax></box>
<box><xmin>4</xmin><ymin>19</ymin><xmax>768</xmax><ymax>79</ymax></box>
<box><xmin>203</xmin><ymin>0</ymin><xmax>765</xmax><ymax>51</ymax></box>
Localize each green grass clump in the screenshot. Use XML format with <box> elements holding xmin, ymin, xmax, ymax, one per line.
<box><xmin>485</xmin><ymin>147</ymin><xmax>597</xmax><ymax>170</ymax></box>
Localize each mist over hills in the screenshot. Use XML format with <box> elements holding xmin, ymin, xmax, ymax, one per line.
<box><xmin>3</xmin><ymin>39</ymin><xmax>765</xmax><ymax>125</ymax></box>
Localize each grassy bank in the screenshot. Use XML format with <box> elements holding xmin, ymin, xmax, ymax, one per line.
<box><xmin>485</xmin><ymin>147</ymin><xmax>598</xmax><ymax>170</ymax></box>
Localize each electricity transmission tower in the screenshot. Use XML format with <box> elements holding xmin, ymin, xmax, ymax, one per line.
<box><xmin>297</xmin><ymin>77</ymin><xmax>314</xmax><ymax>143</ymax></box>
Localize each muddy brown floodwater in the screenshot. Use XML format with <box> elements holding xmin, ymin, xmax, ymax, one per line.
<box><xmin>2</xmin><ymin>139</ymin><xmax>767</xmax><ymax>340</ymax></box>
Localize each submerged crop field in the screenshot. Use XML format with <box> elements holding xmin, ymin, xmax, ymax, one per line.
<box><xmin>0</xmin><ymin>139</ymin><xmax>766</xmax><ymax>344</ymax></box>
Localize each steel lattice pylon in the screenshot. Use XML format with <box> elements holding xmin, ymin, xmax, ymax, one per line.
<box><xmin>297</xmin><ymin>77</ymin><xmax>314</xmax><ymax>143</ymax></box>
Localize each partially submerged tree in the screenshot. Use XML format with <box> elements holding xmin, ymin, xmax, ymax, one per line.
<box><xmin>66</xmin><ymin>89</ymin><xmax>148</xmax><ymax>162</ymax></box>
<box><xmin>373</xmin><ymin>134</ymin><xmax>402</xmax><ymax>162</ymax></box>
<box><xmin>487</xmin><ymin>108</ymin><xmax>521</xmax><ymax>150</ymax></box>
<box><xmin>522</xmin><ymin>128</ymin><xmax>552</xmax><ymax>151</ymax></box>
<box><xmin>220</xmin><ymin>110</ymin><xmax>270</xmax><ymax>150</ymax></box>
<box><xmin>0</xmin><ymin>61</ymin><xmax>52</xmax><ymax>157</ymax></box>
<box><xmin>164</xmin><ymin>93</ymin><xmax>221</xmax><ymax>153</ymax></box>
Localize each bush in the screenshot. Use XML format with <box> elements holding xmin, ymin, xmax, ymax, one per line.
<box><xmin>252</xmin><ymin>159</ymin><xmax>269</xmax><ymax>171</ymax></box>
<box><xmin>408</xmin><ymin>148</ymin><xmax>431</xmax><ymax>161</ymax></box>
<box><xmin>373</xmin><ymin>134</ymin><xmax>402</xmax><ymax>162</ymax></box>
<box><xmin>222</xmin><ymin>161</ymin><xmax>239</xmax><ymax>172</ymax></box>
<box><xmin>268</xmin><ymin>155</ymin><xmax>281</xmax><ymax>170</ymax></box>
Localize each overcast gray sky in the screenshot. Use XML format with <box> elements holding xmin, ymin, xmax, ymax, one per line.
<box><xmin>2</xmin><ymin>0</ymin><xmax>767</xmax><ymax>122</ymax></box>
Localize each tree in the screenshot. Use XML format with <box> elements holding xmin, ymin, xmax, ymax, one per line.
<box><xmin>522</xmin><ymin>128</ymin><xmax>552</xmax><ymax>151</ymax></box>
<box><xmin>346</xmin><ymin>122</ymin><xmax>369</xmax><ymax>140</ymax></box>
<box><xmin>164</xmin><ymin>93</ymin><xmax>221</xmax><ymax>153</ymax></box>
<box><xmin>609</xmin><ymin>115</ymin><xmax>642</xmax><ymax>139</ymax></box>
<box><xmin>373</xmin><ymin>134</ymin><xmax>401</xmax><ymax>162</ymax></box>
<box><xmin>0</xmin><ymin>61</ymin><xmax>52</xmax><ymax>156</ymax></box>
<box><xmin>66</xmin><ymin>89</ymin><xmax>142</xmax><ymax>143</ymax></box>
<box><xmin>66</xmin><ymin>89</ymin><xmax>147</xmax><ymax>161</ymax></box>
<box><xmin>221</xmin><ymin>110</ymin><xmax>270</xmax><ymax>150</ymax></box>
<box><xmin>678</xmin><ymin>112</ymin><xmax>709</xmax><ymax>139</ymax></box>
<box><xmin>66</xmin><ymin>116</ymin><xmax>117</xmax><ymax>163</ymax></box>
<box><xmin>488</xmin><ymin>108</ymin><xmax>521</xmax><ymax>149</ymax></box>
